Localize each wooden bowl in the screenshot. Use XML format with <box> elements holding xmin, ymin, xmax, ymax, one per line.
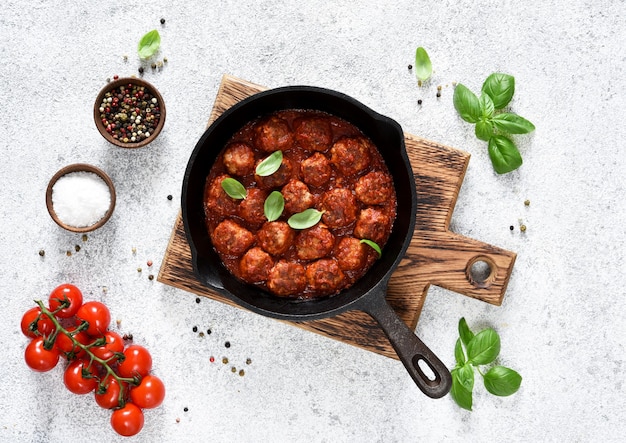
<box><xmin>93</xmin><ymin>77</ymin><xmax>166</xmax><ymax>148</ymax></box>
<box><xmin>46</xmin><ymin>163</ymin><xmax>116</xmax><ymax>233</ymax></box>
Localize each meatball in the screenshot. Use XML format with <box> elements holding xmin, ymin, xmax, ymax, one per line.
<box><xmin>282</xmin><ymin>179</ymin><xmax>316</xmax><ymax>214</ymax></box>
<box><xmin>211</xmin><ymin>219</ymin><xmax>254</xmax><ymax>256</ymax></box>
<box><xmin>301</xmin><ymin>152</ymin><xmax>332</xmax><ymax>188</ymax></box>
<box><xmin>330</xmin><ymin>136</ymin><xmax>371</xmax><ymax>176</ymax></box>
<box><xmin>254</xmin><ymin>116</ymin><xmax>294</xmax><ymax>152</ymax></box>
<box><xmin>335</xmin><ymin>237</ymin><xmax>368</xmax><ymax>271</ymax></box>
<box><xmin>295</xmin><ymin>225</ymin><xmax>335</xmax><ymax>260</ymax></box>
<box><xmin>255</xmin><ymin>157</ymin><xmax>293</xmax><ymax>189</ymax></box>
<box><xmin>294</xmin><ymin>117</ymin><xmax>332</xmax><ymax>152</ymax></box>
<box><xmin>238</xmin><ymin>188</ymin><xmax>267</xmax><ymax>228</ymax></box>
<box><xmin>320</xmin><ymin>188</ymin><xmax>358</xmax><ymax>228</ymax></box>
<box><xmin>355</xmin><ymin>171</ymin><xmax>394</xmax><ymax>205</ymax></box>
<box><xmin>257</xmin><ymin>221</ymin><xmax>295</xmax><ymax>256</ymax></box>
<box><xmin>240</xmin><ymin>247</ymin><xmax>274</xmax><ymax>283</ymax></box>
<box><xmin>354</xmin><ymin>208</ymin><xmax>392</xmax><ymax>244</ymax></box>
<box><xmin>204</xmin><ymin>174</ymin><xmax>240</xmax><ymax>217</ymax></box>
<box><xmin>223</xmin><ymin>142</ymin><xmax>255</xmax><ymax>176</ymax></box>
<box><xmin>267</xmin><ymin>261</ymin><xmax>307</xmax><ymax>297</ymax></box>
<box><xmin>306</xmin><ymin>259</ymin><xmax>345</xmax><ymax>294</ymax></box>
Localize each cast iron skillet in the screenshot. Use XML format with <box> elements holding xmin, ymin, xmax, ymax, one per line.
<box><xmin>182</xmin><ymin>86</ymin><xmax>452</xmax><ymax>398</ymax></box>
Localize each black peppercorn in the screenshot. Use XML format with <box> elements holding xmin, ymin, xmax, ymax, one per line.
<box><xmin>436</xmin><ymin>92</ymin><xmax>441</xmax><ymax>98</ymax></box>
<box><xmin>408</xmin><ymin>64</ymin><xmax>412</xmax><ymax>70</ymax></box>
<box><xmin>509</xmin><ymin>225</ymin><xmax>514</xmax><ymax>231</ymax></box>
<box><xmin>138</xmin><ymin>66</ymin><xmax>144</xmax><ymax>74</ymax></box>
<box><xmin>167</xmin><ymin>194</ymin><xmax>173</xmax><ymax>200</ymax></box>
<box><xmin>417</xmin><ymin>99</ymin><xmax>422</xmax><ymax>105</ymax></box>
<box><xmin>160</xmin><ymin>18</ymin><xmax>166</xmax><ymax>24</ymax></box>
<box><xmin>225</xmin><ymin>341</ymin><xmax>231</xmax><ymax>348</ymax></box>
<box><xmin>195</xmin><ymin>297</ymin><xmax>201</xmax><ymax>303</ymax></box>
<box><xmin>192</xmin><ymin>326</ymin><xmax>198</xmax><ymax>333</ymax></box>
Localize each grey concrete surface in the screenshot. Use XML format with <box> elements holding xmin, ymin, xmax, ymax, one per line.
<box><xmin>1</xmin><ymin>0</ymin><xmax>624</xmax><ymax>441</ymax></box>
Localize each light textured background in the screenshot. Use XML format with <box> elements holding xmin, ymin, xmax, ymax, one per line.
<box><xmin>1</xmin><ymin>0</ymin><xmax>624</xmax><ymax>442</ymax></box>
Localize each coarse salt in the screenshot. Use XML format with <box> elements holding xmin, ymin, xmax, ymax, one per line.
<box><xmin>52</xmin><ymin>171</ymin><xmax>111</xmax><ymax>228</ymax></box>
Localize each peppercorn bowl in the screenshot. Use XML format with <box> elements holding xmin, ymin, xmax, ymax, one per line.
<box><xmin>93</xmin><ymin>77</ymin><xmax>166</xmax><ymax>148</ymax></box>
<box><xmin>46</xmin><ymin>163</ymin><xmax>116</xmax><ymax>233</ymax></box>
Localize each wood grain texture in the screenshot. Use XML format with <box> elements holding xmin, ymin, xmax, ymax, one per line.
<box><xmin>157</xmin><ymin>74</ymin><xmax>517</xmax><ymax>359</ymax></box>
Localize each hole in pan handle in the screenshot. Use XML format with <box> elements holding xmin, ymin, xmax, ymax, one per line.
<box><xmin>362</xmin><ymin>295</ymin><xmax>452</xmax><ymax>399</ymax></box>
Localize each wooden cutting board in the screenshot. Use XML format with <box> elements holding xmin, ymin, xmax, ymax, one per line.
<box><xmin>157</xmin><ymin>74</ymin><xmax>517</xmax><ymax>359</ymax></box>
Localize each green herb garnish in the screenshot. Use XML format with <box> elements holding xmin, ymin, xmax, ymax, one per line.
<box><xmin>451</xmin><ymin>317</ymin><xmax>522</xmax><ymax>411</ymax></box>
<box><xmin>255</xmin><ymin>151</ymin><xmax>283</xmax><ymax>177</ymax></box>
<box><xmin>287</xmin><ymin>208</ymin><xmax>323</xmax><ymax>230</ymax></box>
<box><xmin>414</xmin><ymin>47</ymin><xmax>432</xmax><ymax>83</ymax></box>
<box><xmin>360</xmin><ymin>239</ymin><xmax>382</xmax><ymax>257</ymax></box>
<box><xmin>453</xmin><ymin>73</ymin><xmax>534</xmax><ymax>174</ymax></box>
<box><xmin>264</xmin><ymin>191</ymin><xmax>284</xmax><ymax>222</ymax></box>
<box><xmin>138</xmin><ymin>30</ymin><xmax>161</xmax><ymax>59</ymax></box>
<box><xmin>221</xmin><ymin>177</ymin><xmax>246</xmax><ymax>200</ymax></box>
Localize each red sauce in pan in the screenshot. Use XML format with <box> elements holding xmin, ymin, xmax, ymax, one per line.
<box><xmin>203</xmin><ymin>109</ymin><xmax>397</xmax><ymax>299</ymax></box>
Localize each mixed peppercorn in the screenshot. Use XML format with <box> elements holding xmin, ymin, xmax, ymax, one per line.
<box><xmin>97</xmin><ymin>83</ymin><xmax>162</xmax><ymax>144</ymax></box>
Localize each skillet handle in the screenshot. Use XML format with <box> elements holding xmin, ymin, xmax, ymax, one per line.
<box><xmin>363</xmin><ymin>298</ymin><xmax>452</xmax><ymax>399</ymax></box>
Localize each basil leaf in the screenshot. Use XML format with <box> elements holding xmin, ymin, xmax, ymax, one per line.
<box><xmin>467</xmin><ymin>328</ymin><xmax>501</xmax><ymax>365</ymax></box>
<box><xmin>138</xmin><ymin>30</ymin><xmax>161</xmax><ymax>59</ymax></box>
<box><xmin>481</xmin><ymin>73</ymin><xmax>515</xmax><ymax>109</ymax></box>
<box><xmin>483</xmin><ymin>366</ymin><xmax>522</xmax><ymax>396</ymax></box>
<box><xmin>360</xmin><ymin>239</ymin><xmax>381</xmax><ymax>257</ymax></box>
<box><xmin>256</xmin><ymin>151</ymin><xmax>283</xmax><ymax>177</ymax></box>
<box><xmin>475</xmin><ymin>119</ymin><xmax>494</xmax><ymax>141</ymax></box>
<box><xmin>414</xmin><ymin>47</ymin><xmax>432</xmax><ymax>82</ymax></box>
<box><xmin>458</xmin><ymin>317</ymin><xmax>474</xmax><ymax>347</ymax></box>
<box><xmin>491</xmin><ymin>113</ymin><xmax>535</xmax><ymax>134</ymax></box>
<box><xmin>450</xmin><ymin>369</ymin><xmax>473</xmax><ymax>411</ymax></box>
<box><xmin>221</xmin><ymin>177</ymin><xmax>247</xmax><ymax>200</ymax></box>
<box><xmin>457</xmin><ymin>363</ymin><xmax>475</xmax><ymax>391</ymax></box>
<box><xmin>479</xmin><ymin>94</ymin><xmax>494</xmax><ymax>119</ymax></box>
<box><xmin>264</xmin><ymin>191</ymin><xmax>284</xmax><ymax>222</ymax></box>
<box><xmin>488</xmin><ymin>135</ymin><xmax>523</xmax><ymax>174</ymax></box>
<box><xmin>453</xmin><ymin>84</ymin><xmax>481</xmax><ymax>123</ymax></box>
<box><xmin>454</xmin><ymin>338</ymin><xmax>466</xmax><ymax>366</ymax></box>
<box><xmin>287</xmin><ymin>208</ymin><xmax>323</xmax><ymax>230</ymax></box>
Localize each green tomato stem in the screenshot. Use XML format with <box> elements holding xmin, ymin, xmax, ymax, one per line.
<box><xmin>34</xmin><ymin>300</ymin><xmax>138</xmax><ymax>408</ymax></box>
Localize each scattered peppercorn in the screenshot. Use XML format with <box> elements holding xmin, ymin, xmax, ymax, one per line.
<box><xmin>207</xmin><ymin>329</ymin><xmax>212</xmax><ymax>335</ymax></box>
<box><xmin>74</xmin><ymin>245</ymin><xmax>81</xmax><ymax>252</ymax></box>
<box><xmin>148</xmin><ymin>274</ymin><xmax>154</xmax><ymax>280</ymax></box>
<box><xmin>231</xmin><ymin>367</ymin><xmax>237</xmax><ymax>373</ymax></box>
<box><xmin>192</xmin><ymin>326</ymin><xmax>198</xmax><ymax>333</ymax></box>
<box><xmin>183</xmin><ymin>407</ymin><xmax>188</xmax><ymax>412</ymax></box>
<box><xmin>524</xmin><ymin>199</ymin><xmax>530</xmax><ymax>206</ymax></box>
<box><xmin>151</xmin><ymin>63</ymin><xmax>157</xmax><ymax>70</ymax></box>
<box><xmin>38</xmin><ymin>249</ymin><xmax>45</xmax><ymax>257</ymax></box>
<box><xmin>147</xmin><ymin>260</ymin><xmax>153</xmax><ymax>267</ymax></box>
<box><xmin>123</xmin><ymin>55</ymin><xmax>128</xmax><ymax>62</ymax></box>
<box><xmin>132</xmin><ymin>247</ymin><xmax>137</xmax><ymax>254</ymax></box>
<box><xmin>417</xmin><ymin>99</ymin><xmax>422</xmax><ymax>105</ymax></box>
<box><xmin>246</xmin><ymin>358</ymin><xmax>252</xmax><ymax>365</ymax></box>
<box><xmin>199</xmin><ymin>332</ymin><xmax>205</xmax><ymax>337</ymax></box>
<box><xmin>82</xmin><ymin>234</ymin><xmax>88</xmax><ymax>242</ymax></box>
<box><xmin>138</xmin><ymin>66</ymin><xmax>144</xmax><ymax>74</ymax></box>
<box><xmin>195</xmin><ymin>297</ymin><xmax>201</xmax><ymax>303</ymax></box>
<box><xmin>137</xmin><ymin>267</ymin><xmax>142</xmax><ymax>273</ymax></box>
<box><xmin>509</xmin><ymin>225</ymin><xmax>514</xmax><ymax>231</ymax></box>
<box><xmin>163</xmin><ymin>57</ymin><xmax>168</xmax><ymax>63</ymax></box>
<box><xmin>123</xmin><ymin>333</ymin><xmax>134</xmax><ymax>341</ymax></box>
<box><xmin>176</xmin><ymin>418</ymin><xmax>180</xmax><ymax>423</ymax></box>
<box><xmin>225</xmin><ymin>341</ymin><xmax>231</xmax><ymax>348</ymax></box>
<box><xmin>239</xmin><ymin>369</ymin><xmax>245</xmax><ymax>376</ymax></box>
<box><xmin>437</xmin><ymin>85</ymin><xmax>442</xmax><ymax>91</ymax></box>
<box><xmin>66</xmin><ymin>251</ymin><xmax>72</xmax><ymax>257</ymax></box>
<box><xmin>167</xmin><ymin>194</ymin><xmax>173</xmax><ymax>200</ymax></box>
<box><xmin>210</xmin><ymin>356</ymin><xmax>215</xmax><ymax>363</ymax></box>
<box><xmin>408</xmin><ymin>64</ymin><xmax>413</xmax><ymax>70</ymax></box>
<box><xmin>106</xmin><ymin>77</ymin><xmax>111</xmax><ymax>83</ymax></box>
<box><xmin>436</xmin><ymin>92</ymin><xmax>441</xmax><ymax>98</ymax></box>
<box><xmin>160</xmin><ymin>18</ymin><xmax>166</xmax><ymax>24</ymax></box>
<box><xmin>520</xmin><ymin>224</ymin><xmax>527</xmax><ymax>232</ymax></box>
<box><xmin>222</xmin><ymin>357</ymin><xmax>228</xmax><ymax>364</ymax></box>
<box><xmin>113</xmin><ymin>75</ymin><xmax>119</xmax><ymax>80</ymax></box>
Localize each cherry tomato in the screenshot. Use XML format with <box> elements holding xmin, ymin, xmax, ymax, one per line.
<box><xmin>129</xmin><ymin>374</ymin><xmax>165</xmax><ymax>409</ymax></box>
<box><xmin>20</xmin><ymin>307</ymin><xmax>55</xmax><ymax>338</ymax></box>
<box><xmin>75</xmin><ymin>301</ymin><xmax>111</xmax><ymax>337</ymax></box>
<box><xmin>55</xmin><ymin>326</ymin><xmax>90</xmax><ymax>359</ymax></box>
<box><xmin>48</xmin><ymin>283</ymin><xmax>83</xmax><ymax>318</ymax></box>
<box><xmin>24</xmin><ymin>336</ymin><xmax>60</xmax><ymax>372</ymax></box>
<box><xmin>64</xmin><ymin>359</ymin><xmax>98</xmax><ymax>395</ymax></box>
<box><xmin>110</xmin><ymin>402</ymin><xmax>144</xmax><ymax>437</ymax></box>
<box><xmin>95</xmin><ymin>377</ymin><xmax>128</xmax><ymax>409</ymax></box>
<box><xmin>118</xmin><ymin>345</ymin><xmax>152</xmax><ymax>378</ymax></box>
<box><xmin>91</xmin><ymin>330</ymin><xmax>125</xmax><ymax>361</ymax></box>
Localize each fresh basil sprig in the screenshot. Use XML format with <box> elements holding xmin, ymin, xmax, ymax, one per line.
<box><xmin>264</xmin><ymin>191</ymin><xmax>284</xmax><ymax>222</ymax></box>
<box><xmin>453</xmin><ymin>73</ymin><xmax>534</xmax><ymax>174</ymax></box>
<box><xmin>138</xmin><ymin>30</ymin><xmax>161</xmax><ymax>59</ymax></box>
<box><xmin>360</xmin><ymin>239</ymin><xmax>382</xmax><ymax>257</ymax></box>
<box><xmin>451</xmin><ymin>317</ymin><xmax>522</xmax><ymax>411</ymax></box>
<box><xmin>287</xmin><ymin>208</ymin><xmax>323</xmax><ymax>230</ymax></box>
<box><xmin>414</xmin><ymin>47</ymin><xmax>432</xmax><ymax>84</ymax></box>
<box><xmin>221</xmin><ymin>177</ymin><xmax>246</xmax><ymax>200</ymax></box>
<box><xmin>256</xmin><ymin>151</ymin><xmax>283</xmax><ymax>177</ymax></box>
